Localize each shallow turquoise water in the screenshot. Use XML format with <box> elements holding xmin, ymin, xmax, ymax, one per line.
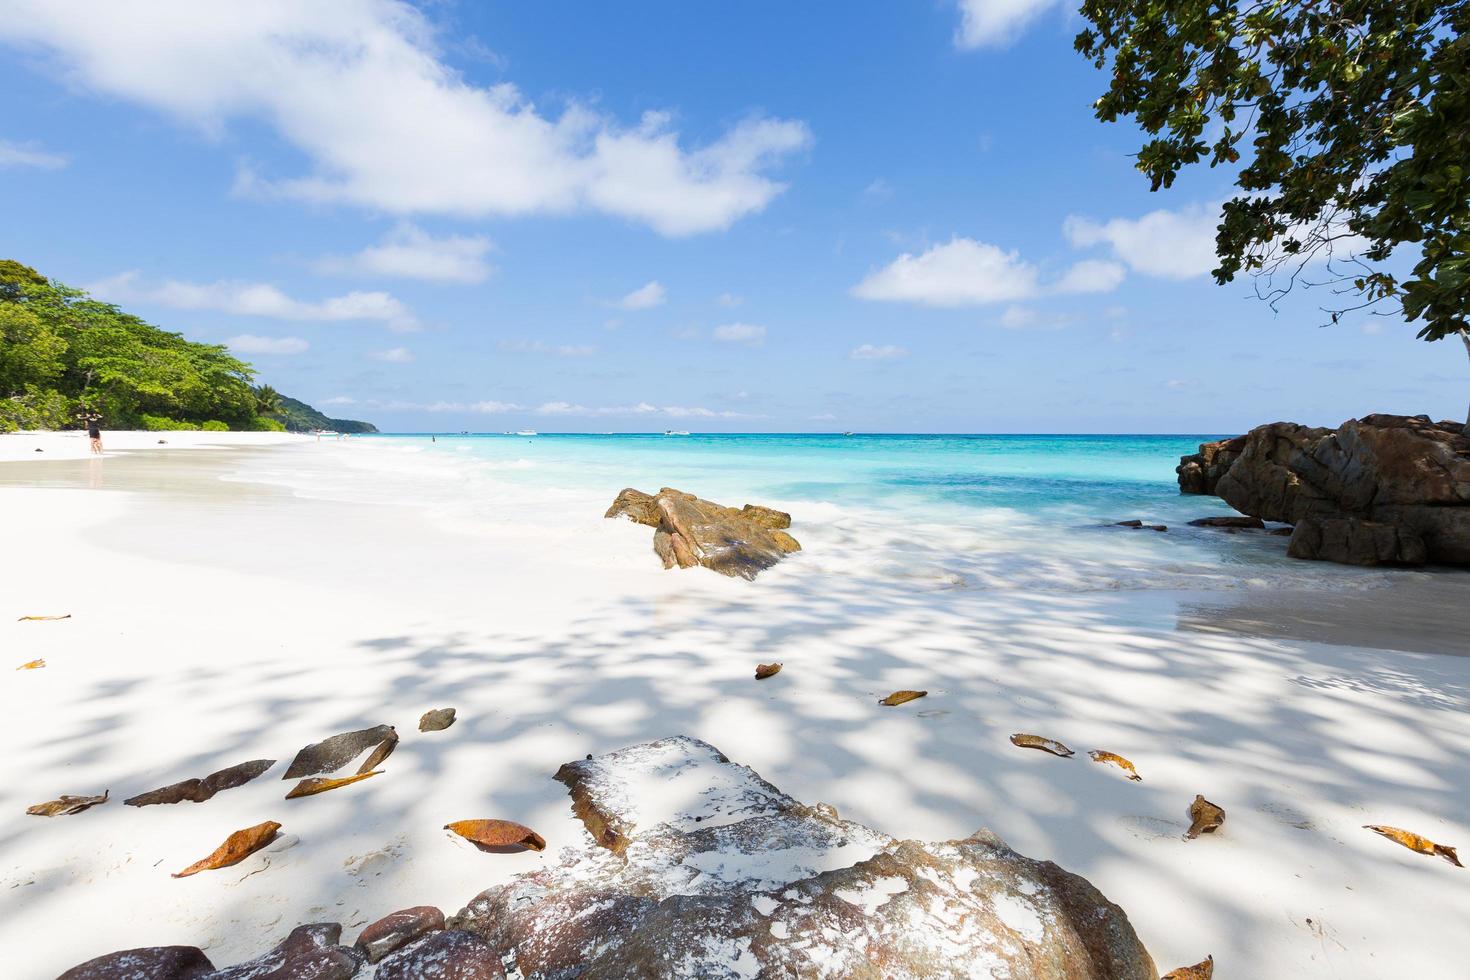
<box><xmin>365</xmin><ymin>432</ymin><xmax>1228</xmax><ymax>525</ymax></box>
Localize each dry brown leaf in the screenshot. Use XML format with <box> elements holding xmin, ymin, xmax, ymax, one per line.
<box><xmin>126</xmin><ymin>759</ymin><xmax>275</xmax><ymax>807</ymax></box>
<box><xmin>283</xmin><ymin>724</ymin><xmax>395</xmax><ymax>779</ymax></box>
<box><xmin>17</xmin><ymin>614</ymin><xmax>71</xmax><ymax>621</ymax></box>
<box><xmin>357</xmin><ymin>731</ymin><xmax>399</xmax><ymax>774</ymax></box>
<box><xmin>1363</xmin><ymin>825</ymin><xmax>1462</xmax><ymax>867</ymax></box>
<box><xmin>172</xmin><ymin>820</ymin><xmax>281</xmax><ymax>877</ymax></box>
<box><xmin>286</xmin><ymin>770</ymin><xmax>382</xmax><ymax>799</ymax></box>
<box><xmin>1089</xmin><ymin>750</ymin><xmax>1142</xmax><ymax>781</ymax></box>
<box><xmin>445</xmin><ymin>819</ymin><xmax>547</xmax><ymax>853</ymax></box>
<box><xmin>26</xmin><ymin>790</ymin><xmax>109</xmax><ymax>817</ymax></box>
<box><xmin>1185</xmin><ymin>795</ymin><xmax>1226</xmax><ymax>839</ymax></box>
<box><xmin>17</xmin><ymin>659</ymin><xmax>46</xmax><ymax>670</ymax></box>
<box><xmin>1162</xmin><ymin>954</ymin><xmax>1214</xmax><ymax>980</ymax></box>
<box><xmin>1010</xmin><ymin>733</ymin><xmax>1074</xmax><ymax>757</ymax></box>
<box><xmin>878</xmin><ymin>690</ymin><xmax>927</xmax><ymax>706</ymax></box>
<box><xmin>754</xmin><ymin>663</ymin><xmax>782</xmax><ymax>680</ymax></box>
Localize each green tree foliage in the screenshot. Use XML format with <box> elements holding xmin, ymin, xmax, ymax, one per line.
<box><xmin>254</xmin><ymin>384</ymin><xmax>283</xmax><ymax>417</ymax></box>
<box><xmin>0</xmin><ymin>259</ymin><xmax>261</xmax><ymax>432</ymax></box>
<box><xmin>1075</xmin><ymin>1</ymin><xmax>1469</xmax><ymax>344</ymax></box>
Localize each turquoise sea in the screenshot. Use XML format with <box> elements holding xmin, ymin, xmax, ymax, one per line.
<box><xmin>251</xmin><ymin>432</ymin><xmax>1391</xmax><ymax>595</ymax></box>
<box><xmin>366</xmin><ymin>432</ymin><xmax>1225</xmax><ymax>522</ymax></box>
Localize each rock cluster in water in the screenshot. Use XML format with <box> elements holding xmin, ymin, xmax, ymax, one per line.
<box><xmin>60</xmin><ymin>737</ymin><xmax>1156</xmax><ymax>979</ymax></box>
<box><xmin>1178</xmin><ymin>413</ymin><xmax>1470</xmax><ymax>566</ymax></box>
<box><xmin>605</xmin><ymin>487</ymin><xmax>801</xmax><ymax>580</ymax></box>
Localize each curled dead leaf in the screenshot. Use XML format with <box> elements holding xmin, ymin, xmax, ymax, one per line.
<box><xmin>878</xmin><ymin>690</ymin><xmax>927</xmax><ymax>706</ymax></box>
<box><xmin>445</xmin><ymin>819</ymin><xmax>547</xmax><ymax>853</ymax></box>
<box><xmin>17</xmin><ymin>614</ymin><xmax>70</xmax><ymax>621</ymax></box>
<box><xmin>1162</xmin><ymin>954</ymin><xmax>1214</xmax><ymax>980</ymax></box>
<box><xmin>1185</xmin><ymin>795</ymin><xmax>1226</xmax><ymax>839</ymax></box>
<box><xmin>754</xmin><ymin>663</ymin><xmax>782</xmax><ymax>680</ymax></box>
<box><xmin>27</xmin><ymin>790</ymin><xmax>109</xmax><ymax>817</ymax></box>
<box><xmin>1363</xmin><ymin>824</ymin><xmax>1461</xmax><ymax>867</ymax></box>
<box><xmin>357</xmin><ymin>731</ymin><xmax>399</xmax><ymax>774</ymax></box>
<box><xmin>283</xmin><ymin>724</ymin><xmax>395</xmax><ymax>779</ymax></box>
<box><xmin>1010</xmin><ymin>734</ymin><xmax>1074</xmax><ymax>757</ymax></box>
<box><xmin>173</xmin><ymin>820</ymin><xmax>281</xmax><ymax>877</ymax></box>
<box><xmin>286</xmin><ymin>770</ymin><xmax>382</xmax><ymax>799</ymax></box>
<box><xmin>126</xmin><ymin>759</ymin><xmax>275</xmax><ymax>807</ymax></box>
<box><xmin>17</xmin><ymin>659</ymin><xmax>45</xmax><ymax>670</ymax></box>
<box><xmin>1089</xmin><ymin>750</ymin><xmax>1142</xmax><ymax>781</ymax></box>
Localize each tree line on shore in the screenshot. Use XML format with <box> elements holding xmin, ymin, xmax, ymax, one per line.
<box><xmin>0</xmin><ymin>260</ymin><xmax>373</xmax><ymax>434</ymax></box>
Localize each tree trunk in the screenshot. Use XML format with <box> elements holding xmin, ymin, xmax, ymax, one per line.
<box><xmin>1462</xmin><ymin>329</ymin><xmax>1470</xmax><ymax>434</ymax></box>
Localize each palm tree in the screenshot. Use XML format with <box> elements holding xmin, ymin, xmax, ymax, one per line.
<box><xmin>254</xmin><ymin>384</ymin><xmax>283</xmax><ymax>417</ymax></box>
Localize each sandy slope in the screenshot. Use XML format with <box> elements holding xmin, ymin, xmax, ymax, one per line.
<box><xmin>1</xmin><ymin>442</ymin><xmax>1467</xmax><ymax>978</ymax></box>
<box><xmin>0</xmin><ymin>429</ymin><xmax>313</xmax><ymax>463</ymax></box>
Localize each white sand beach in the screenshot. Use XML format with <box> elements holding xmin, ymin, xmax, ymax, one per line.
<box><xmin>3</xmin><ymin>435</ymin><xmax>1468</xmax><ymax>978</ymax></box>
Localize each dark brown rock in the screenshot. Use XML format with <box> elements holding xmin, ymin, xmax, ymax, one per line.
<box><xmin>356</xmin><ymin>906</ymin><xmax>445</xmax><ymax>963</ymax></box>
<box><xmin>453</xmin><ymin>736</ymin><xmax>1156</xmax><ymax>979</ymax></box>
<box><xmin>125</xmin><ymin>759</ymin><xmax>275</xmax><ymax>807</ymax></box>
<box><xmin>605</xmin><ymin>487</ymin><xmax>801</xmax><ymax>580</ymax></box>
<box><xmin>375</xmin><ymin>931</ymin><xmax>504</xmax><ymax>980</ymax></box>
<box><xmin>1180</xmin><ymin>414</ymin><xmax>1470</xmax><ymax>566</ymax></box>
<box><xmin>1113</xmin><ymin>520</ymin><xmax>1166</xmax><ymax>531</ymax></box>
<box><xmin>1187</xmin><ymin>516</ymin><xmax>1265</xmax><ymax>529</ymax></box>
<box><xmin>59</xmin><ymin>946</ymin><xmax>214</xmax><ymax>980</ymax></box>
<box><xmin>1177</xmin><ymin>435</ymin><xmax>1247</xmax><ymax>495</ymax></box>
<box><xmin>418</xmin><ymin>708</ymin><xmax>456</xmax><ymax>733</ymax></box>
<box><xmin>1287</xmin><ymin>516</ymin><xmax>1429</xmax><ymax>566</ymax></box>
<box><xmin>208</xmin><ymin>923</ymin><xmax>363</xmax><ymax>980</ymax></box>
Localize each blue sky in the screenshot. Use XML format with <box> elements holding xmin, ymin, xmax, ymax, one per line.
<box><xmin>1</xmin><ymin>0</ymin><xmax>1463</xmax><ymax>433</ymax></box>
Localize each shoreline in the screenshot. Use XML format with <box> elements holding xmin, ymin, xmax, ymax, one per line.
<box><xmin>0</xmin><ymin>429</ymin><xmax>315</xmax><ymax>463</ymax></box>
<box><xmin>3</xmin><ymin>439</ymin><xmax>1468</xmax><ymax>977</ymax></box>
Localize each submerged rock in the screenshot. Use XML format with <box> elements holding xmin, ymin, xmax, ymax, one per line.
<box><xmin>375</xmin><ymin>931</ymin><xmax>504</xmax><ymax>980</ymax></box>
<box><xmin>1187</xmin><ymin>516</ymin><xmax>1265</xmax><ymax>529</ymax></box>
<box><xmin>1178</xmin><ymin>414</ymin><xmax>1470</xmax><ymax>566</ymax></box>
<box><xmin>605</xmin><ymin>487</ymin><xmax>800</xmax><ymax>580</ymax></box>
<box><xmin>449</xmin><ymin>735</ymin><xmax>1156</xmax><ymax>979</ymax></box>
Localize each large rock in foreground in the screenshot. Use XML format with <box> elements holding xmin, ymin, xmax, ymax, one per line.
<box><xmin>1178</xmin><ymin>414</ymin><xmax>1470</xmax><ymax>566</ymax></box>
<box><xmin>605</xmin><ymin>487</ymin><xmax>801</xmax><ymax>580</ymax></box>
<box><xmin>450</xmin><ymin>736</ymin><xmax>1157</xmax><ymax>979</ymax></box>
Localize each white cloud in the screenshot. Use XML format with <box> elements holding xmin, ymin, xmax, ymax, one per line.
<box><xmin>88</xmin><ymin>271</ymin><xmax>419</xmax><ymax>330</ymax></box>
<box><xmin>1064</xmin><ymin>204</ymin><xmax>1219</xmax><ymax>279</ymax></box>
<box><xmin>853</xmin><ymin>237</ymin><xmax>1038</xmax><ymax>307</ymax></box>
<box><xmin>861</xmin><ymin>178</ymin><xmax>893</xmax><ymax>201</ymax></box>
<box><xmin>850</xmin><ymin>344</ymin><xmax>909</xmax><ymax>360</ymax></box>
<box><xmin>0</xmin><ymin>2</ymin><xmax>809</xmax><ymax>236</ymax></box>
<box><xmin>225</xmin><ymin>334</ymin><xmax>308</xmax><ymax>355</ymax></box>
<box><xmin>954</xmin><ymin>0</ymin><xmax>1061</xmax><ymax>49</ymax></box>
<box><xmin>536</xmin><ymin>401</ymin><xmax>584</xmax><ymax>415</ymax></box>
<box><xmin>713</xmin><ymin>322</ymin><xmax>766</xmax><ymax>345</ymax></box>
<box><xmin>715</xmin><ymin>292</ymin><xmax>742</xmax><ymax>308</ymax></box>
<box><xmin>1054</xmin><ymin>259</ymin><xmax>1126</xmax><ymax>294</ymax></box>
<box><xmin>320</xmin><ymin>396</ymin><xmax>356</xmax><ymax>406</ymax></box>
<box><xmin>0</xmin><ymin>138</ymin><xmax>67</xmax><ymax>169</ymax></box>
<box><xmin>316</xmin><ymin>223</ymin><xmax>492</xmax><ymax>283</ymax></box>
<box><xmin>619</xmin><ymin>280</ymin><xmax>666</xmax><ymax>310</ymax></box>
<box><xmin>369</xmin><ymin>346</ymin><xmax>414</xmax><ymax>363</ymax></box>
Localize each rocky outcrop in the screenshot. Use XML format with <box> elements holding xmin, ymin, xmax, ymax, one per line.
<box><xmin>1178</xmin><ymin>414</ymin><xmax>1470</xmax><ymax>566</ymax></box>
<box><xmin>449</xmin><ymin>736</ymin><xmax>1157</xmax><ymax>979</ymax></box>
<box><xmin>59</xmin><ymin>947</ymin><xmax>214</xmax><ymax>980</ymax></box>
<box><xmin>1176</xmin><ymin>435</ymin><xmax>1246</xmax><ymax>495</ymax></box>
<box><xmin>605</xmin><ymin>488</ymin><xmax>800</xmax><ymax>580</ymax></box>
<box><xmin>61</xmin><ymin>738</ymin><xmax>1154</xmax><ymax>979</ymax></box>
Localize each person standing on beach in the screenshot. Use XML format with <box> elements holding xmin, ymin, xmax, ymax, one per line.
<box><xmin>85</xmin><ymin>413</ymin><xmax>103</xmax><ymax>455</ymax></box>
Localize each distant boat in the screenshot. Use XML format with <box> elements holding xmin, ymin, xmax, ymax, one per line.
<box><xmin>843</xmin><ymin>431</ymin><xmax>855</xmax><ymax>436</ymax></box>
<box><xmin>664</xmin><ymin>430</ymin><xmax>690</xmax><ymax>436</ymax></box>
<box><xmin>516</xmin><ymin>429</ymin><xmax>538</xmax><ymax>436</ymax></box>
